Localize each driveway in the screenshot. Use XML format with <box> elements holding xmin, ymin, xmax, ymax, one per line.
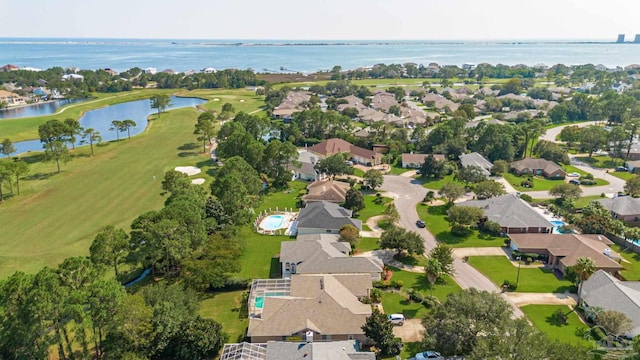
<box><xmin>504</xmin><ymin>292</ymin><xmax>577</xmax><ymax>307</ymax></box>
<box><xmin>393</xmin><ymin>319</ymin><xmax>424</xmax><ymax>342</ymax></box>
<box><xmin>380</xmin><ymin>175</ymin><xmax>524</xmax><ymax>318</ymax></box>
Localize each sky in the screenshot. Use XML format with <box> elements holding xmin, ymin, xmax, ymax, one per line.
<box><xmin>2</xmin><ymin>0</ymin><xmax>640</xmax><ymax>41</ymax></box>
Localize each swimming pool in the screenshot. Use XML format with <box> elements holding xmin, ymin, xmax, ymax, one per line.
<box><xmin>255</xmin><ymin>296</ymin><xmax>264</xmax><ymax>309</ymax></box>
<box><xmin>260</xmin><ymin>215</ymin><xmax>286</xmax><ymax>231</ymax></box>
<box><xmin>550</xmin><ymin>220</ymin><xmax>572</xmax><ymax>234</ymax></box>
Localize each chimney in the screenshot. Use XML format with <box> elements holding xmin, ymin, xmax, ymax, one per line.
<box><xmin>306</xmin><ymin>331</ymin><xmax>314</xmax><ymax>343</ymax></box>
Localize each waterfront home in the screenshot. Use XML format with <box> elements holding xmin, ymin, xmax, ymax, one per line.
<box><xmin>582</xmin><ymin>270</ymin><xmax>640</xmax><ymax>337</ymax></box>
<box><xmin>307</xmin><ymin>138</ymin><xmax>381</xmax><ymax>166</ymax></box>
<box><xmin>280</xmin><ymin>234</ymin><xmax>382</xmax><ymax>279</ymax></box>
<box><xmin>509</xmin><ymin>234</ymin><xmax>623</xmax><ymax>275</ymax></box>
<box><xmin>597</xmin><ymin>196</ymin><xmax>640</xmax><ymax>224</ymax></box>
<box><xmin>510</xmin><ymin>158</ymin><xmax>566</xmax><ymax>179</ymax></box>
<box><xmin>0</xmin><ymin>90</ymin><xmax>26</xmax><ymax>106</ymax></box>
<box><xmin>247</xmin><ymin>274</ymin><xmax>372</xmax><ymax>343</ymax></box>
<box><xmin>0</xmin><ymin>64</ymin><xmax>19</xmax><ymax>72</ymax></box>
<box><xmin>219</xmin><ymin>340</ymin><xmax>375</xmax><ymax>360</ymax></box>
<box><xmin>295</xmin><ymin>201</ymin><xmax>362</xmax><ymax>235</ymax></box>
<box><xmin>202</xmin><ymin>67</ymin><xmax>217</xmax><ymax>74</ymax></box>
<box><xmin>462</xmin><ymin>194</ymin><xmax>553</xmax><ymax>234</ymax></box>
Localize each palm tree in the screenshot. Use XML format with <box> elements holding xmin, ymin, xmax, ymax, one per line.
<box><xmin>122</xmin><ymin>119</ymin><xmax>137</xmax><ymax>139</ymax></box>
<box><xmin>575</xmin><ymin>256</ymin><xmax>596</xmax><ymax>305</ymax></box>
<box><xmin>424</xmin><ymin>257</ymin><xmax>443</xmax><ymax>299</ymax></box>
<box><xmin>82</xmin><ymin>128</ymin><xmax>102</xmax><ymax>156</ymax></box>
<box><xmin>110</xmin><ymin>120</ymin><xmax>123</xmax><ymax>141</ymax></box>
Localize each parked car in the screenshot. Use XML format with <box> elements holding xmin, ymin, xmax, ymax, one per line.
<box><xmin>388</xmin><ymin>314</ymin><xmax>405</xmax><ymax>326</ymax></box>
<box><xmin>594</xmin><ymin>149</ymin><xmax>609</xmax><ymax>156</ymax></box>
<box><xmin>415</xmin><ymin>351</ymin><xmax>443</xmax><ymax>360</ymax></box>
<box><xmin>616</xmin><ymin>166</ymin><xmax>628</xmax><ymax>172</ymax></box>
<box><xmin>569</xmin><ymin>179</ymin><xmax>581</xmax><ymax>185</ymax></box>
<box><xmin>567</xmin><ymin>172</ymin><xmax>581</xmax><ymax>177</ymax></box>
<box><xmin>416</xmin><ymin>220</ymin><xmax>426</xmax><ymax>228</ymax></box>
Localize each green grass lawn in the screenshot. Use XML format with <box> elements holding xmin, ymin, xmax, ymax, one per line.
<box><xmin>467</xmin><ymin>256</ymin><xmax>574</xmax><ymax>293</ymax></box>
<box><xmin>257</xmin><ymin>180</ymin><xmax>306</xmax><ymax>212</ymax></box>
<box><xmin>502</xmin><ymin>172</ymin><xmax>565</xmax><ymax>191</ymax></box>
<box><xmin>417</xmin><ymin>204</ymin><xmax>505</xmax><ymax>247</ymax></box>
<box><xmin>562</xmin><ymin>165</ymin><xmax>609</xmax><ymax>186</ymax></box>
<box><xmin>199</xmin><ymin>290</ymin><xmax>249</xmax><ymax>343</ymax></box>
<box><xmin>575</xmin><ymin>156</ymin><xmax>624</xmax><ymax>169</ymax></box>
<box><xmin>381</xmin><ymin>268</ymin><xmax>461</xmax><ymax>320</ymax></box>
<box><xmin>355</xmin><ymin>193</ymin><xmax>392</xmax><ymax>222</ymax></box>
<box><xmin>0</xmin><ymin>89</ymin><xmax>177</xmax><ymax>141</ymax></box>
<box><xmin>418</xmin><ymin>174</ymin><xmax>460</xmax><ymax>191</ymax></box>
<box><xmin>187</xmin><ymin>88</ymin><xmax>266</xmax><ymax>116</ymax></box>
<box><xmin>386</xmin><ymin>164</ymin><xmax>413</xmax><ymax>176</ymax></box>
<box><xmin>534</xmin><ymin>195</ymin><xmax>603</xmax><ymax>209</ymax></box>
<box><xmin>0</xmin><ymin>89</ymin><xmax>267</xmax><ymax>279</ymax></box>
<box><xmin>610</xmin><ymin>244</ymin><xmax>640</xmax><ymax>281</ymax></box>
<box><xmin>393</xmin><ymin>253</ymin><xmax>428</xmax><ymax>267</ymax></box>
<box><xmin>235</xmin><ymin>227</ymin><xmax>293</xmax><ymax>280</ymax></box>
<box><xmin>521</xmin><ymin>305</ymin><xmax>591</xmax><ymax>346</ymax></box>
<box><xmin>611</xmin><ymin>171</ymin><xmax>636</xmax><ymax>181</ymax></box>
<box><xmin>356</xmin><ymin>237</ymin><xmax>380</xmax><ymax>253</ymax></box>
<box><xmin>352</xmin><ymin>167</ymin><xmax>365</xmax><ymax>178</ymax></box>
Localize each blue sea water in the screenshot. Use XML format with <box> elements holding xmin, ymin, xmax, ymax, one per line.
<box><xmin>2</xmin><ymin>38</ymin><xmax>640</xmax><ymax>73</ymax></box>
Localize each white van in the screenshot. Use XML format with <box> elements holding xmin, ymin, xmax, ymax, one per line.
<box><xmin>388</xmin><ymin>313</ymin><xmax>405</xmax><ymax>326</ymax></box>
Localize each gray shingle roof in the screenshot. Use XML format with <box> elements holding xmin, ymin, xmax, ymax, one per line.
<box><xmin>462</xmin><ymin>194</ymin><xmax>553</xmax><ymax>229</ymax></box>
<box><xmin>265</xmin><ymin>340</ymin><xmax>375</xmax><ymax>360</ymax></box>
<box><xmin>582</xmin><ymin>270</ymin><xmax>640</xmax><ymax>336</ymax></box>
<box><xmin>597</xmin><ymin>196</ymin><xmax>640</xmax><ymax>217</ymax></box>
<box><xmin>459</xmin><ymin>152</ymin><xmax>493</xmax><ymax>175</ymax></box>
<box><xmin>296</xmin><ymin>201</ymin><xmax>362</xmax><ymax>231</ymax></box>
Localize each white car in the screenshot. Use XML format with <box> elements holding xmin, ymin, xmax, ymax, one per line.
<box><xmin>567</xmin><ymin>172</ymin><xmax>581</xmax><ymax>177</ymax></box>
<box><xmin>593</xmin><ymin>150</ymin><xmax>609</xmax><ymax>156</ymax></box>
<box><xmin>415</xmin><ymin>351</ymin><xmax>443</xmax><ymax>360</ymax></box>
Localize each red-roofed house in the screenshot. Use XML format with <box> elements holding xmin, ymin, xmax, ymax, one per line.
<box><xmin>307</xmin><ymin>138</ymin><xmax>382</xmax><ymax>166</ymax></box>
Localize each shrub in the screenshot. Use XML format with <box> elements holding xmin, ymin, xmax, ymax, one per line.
<box><xmin>422</xmin><ymin>295</ymin><xmax>440</xmax><ymax>308</ymax></box>
<box><xmin>520</xmin><ymin>180</ymin><xmax>533</xmax><ymax>188</ymax></box>
<box><xmin>601</xmin><ymin>192</ymin><xmax>606</xmax><ymax>198</ymax></box>
<box><xmin>370</xmin><ymin>288</ymin><xmax>383</xmax><ymax>303</ymax></box>
<box><xmin>581</xmin><ymin>179</ymin><xmax>596</xmax><ymax>185</ymax></box>
<box><xmin>519</xmin><ymin>193</ymin><xmax>533</xmax><ymax>202</ymax></box>
<box><xmin>409</xmin><ymin>290</ymin><xmax>424</xmax><ymax>303</ymax></box>
<box><xmin>481</xmin><ymin>220</ymin><xmax>502</xmax><ymax>235</ymax></box>
<box><xmin>502</xmin><ymin>280</ymin><xmax>517</xmax><ymax>291</ymax></box>
<box><xmin>554</xmin><ymin>309</ymin><xmax>568</xmax><ymax>325</ymax></box>
<box><xmin>584</xmin><ymin>173</ymin><xmax>594</xmax><ymax>180</ymax></box>
<box><xmin>390</xmin><ymin>280</ymin><xmax>404</xmax><ymax>289</ymax></box>
<box><xmin>451</xmin><ymin>224</ymin><xmax>470</xmax><ymax>237</ymax></box>
<box><xmin>374</xmin><ymin>193</ymin><xmax>384</xmax><ymax>204</ymax></box>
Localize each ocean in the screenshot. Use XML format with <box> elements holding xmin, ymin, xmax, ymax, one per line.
<box><xmin>2</xmin><ymin>38</ymin><xmax>640</xmax><ymax>73</ymax></box>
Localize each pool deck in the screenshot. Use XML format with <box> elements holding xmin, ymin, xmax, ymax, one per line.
<box><xmin>255</xmin><ymin>212</ymin><xmax>298</xmax><ymax>235</ymax></box>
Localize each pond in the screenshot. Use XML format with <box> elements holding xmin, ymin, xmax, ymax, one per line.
<box><xmin>0</xmin><ymin>98</ymin><xmax>88</xmax><ymax>119</ymax></box>
<box><xmin>13</xmin><ymin>96</ymin><xmax>206</xmax><ymax>155</ymax></box>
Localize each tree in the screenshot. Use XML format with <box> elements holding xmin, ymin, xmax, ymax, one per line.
<box><xmin>429</xmin><ymin>243</ymin><xmax>455</xmax><ymax>277</ymax></box>
<box><xmin>344</xmin><ymin>188</ymin><xmax>365</xmax><ymax>214</ymax></box>
<box><xmin>82</xmin><ymin>127</ymin><xmax>102</xmax><ymax>156</ymax></box>
<box><xmin>7</xmin><ymin>160</ymin><xmax>29</xmax><ymax>196</ymax></box>
<box><xmin>339</xmin><ymin>224</ymin><xmax>360</xmax><ymax>246</ymax></box>
<box><xmin>181</xmin><ymin>234</ymin><xmax>243</xmax><ymax>291</ymax></box>
<box><xmin>625</xmin><ymin>175</ymin><xmax>640</xmax><ymax>197</ymax></box>
<box><xmin>549</xmin><ymin>183</ymin><xmax>583</xmax><ymax>203</ymax></box>
<box><xmin>122</xmin><ymin>119</ymin><xmax>137</xmax><ymax>139</ymax></box>
<box><xmin>447</xmin><ymin>206</ymin><xmax>483</xmax><ymax>226</ymax></box>
<box><xmin>150</xmin><ymin>94</ymin><xmax>172</xmax><ymax>117</ymax></box>
<box><xmin>439</xmin><ymin>183</ymin><xmax>465</xmax><ymax>204</ymax></box>
<box><xmin>361</xmin><ymin>308</ymin><xmax>401</xmax><ymax>356</ymax></box>
<box><xmin>491</xmin><ymin>159</ymin><xmax>509</xmax><ymax>175</ymax></box>
<box><xmin>44</xmin><ymin>140</ymin><xmax>70</xmax><ymax>174</ymax></box>
<box><xmin>262</xmin><ymin>139</ymin><xmax>298</xmax><ymax>188</ymax></box>
<box><xmin>87</xmin><ymin>279</ymin><xmax>126</xmax><ymax>359</ymax></box>
<box><xmin>38</xmin><ymin>119</ymin><xmax>69</xmax><ymax>144</ymax></box>
<box><xmin>211</xmin><ymin>157</ymin><xmax>262</xmax><ymax>224</ymax></box>
<box><xmin>421</xmin><ymin>289</ymin><xmax>513</xmax><ymax>356</ymax></box>
<box><xmin>90</xmin><ymin>225</ymin><xmax>130</xmax><ymax>277</ymax></box>
<box><xmin>383</xmin><ymin>202</ymin><xmax>400</xmax><ymax>225</ymax></box>
<box><xmin>110</xmin><ymin>120</ymin><xmax>123</xmax><ymax>141</ymax></box>
<box><xmin>473</xmin><ymin>180</ymin><xmax>505</xmax><ymax>199</ymax></box>
<box><xmin>162</xmin><ymin>170</ymin><xmax>192</xmax><ymax>194</ymax></box>
<box><xmin>63</xmin><ymin>118</ymin><xmax>83</xmax><ymax>150</ymax></box>
<box><xmin>194</xmin><ymin>112</ymin><xmax>216</xmax><ymax>153</ymax></box>
<box><xmin>363</xmin><ymin>169</ymin><xmax>384</xmax><ymax>190</ymax></box>
<box><xmin>574</xmin><ymin>256</ymin><xmax>596</xmax><ymax>305</ymax></box>
<box><xmin>0</xmin><ymin>138</ymin><xmax>15</xmax><ymax>158</ymax></box>
<box><xmin>0</xmin><ymin>162</ymin><xmax>11</xmax><ymax>202</ymax></box>
<box><xmin>379</xmin><ymin>225</ymin><xmax>425</xmax><ymax>255</ymax></box>
<box><xmin>419</xmin><ymin>154</ymin><xmax>446</xmax><ymax>179</ymax></box>
<box><xmin>596</xmin><ymin>310</ymin><xmax>633</xmax><ymax>336</ymax></box>
<box><xmin>455</xmin><ymin>165</ymin><xmax>486</xmax><ymax>185</ymax></box>
<box><xmin>559</xmin><ymin>125</ymin><xmax>582</xmax><ymax>150</ymax></box>
<box><xmin>314</xmin><ymin>153</ymin><xmax>353</xmax><ymax>179</ymax></box>
<box><xmin>579</xmin><ymin>125</ymin><xmax>608</xmax><ymax>157</ymax></box>
<box><xmin>424</xmin><ymin>257</ymin><xmax>442</xmax><ymax>298</ymax></box>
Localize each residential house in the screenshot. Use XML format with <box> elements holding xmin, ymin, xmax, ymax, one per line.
<box><xmin>582</xmin><ymin>270</ymin><xmax>640</xmax><ymax>337</ymax></box>
<box><xmin>0</xmin><ymin>90</ymin><xmax>26</xmax><ymax>106</ymax></box>
<box><xmin>272</xmin><ymin>91</ymin><xmax>311</xmax><ymax>119</ymax></box>
<box><xmin>144</xmin><ymin>67</ymin><xmax>157</xmax><ymax>75</ymax></box>
<box><xmin>623</xmin><ymin>143</ymin><xmax>640</xmax><ymax>160</ymax></box>
<box><xmin>464</xmin><ymin>118</ymin><xmax>506</xmax><ymax>129</ymax></box>
<box><xmin>307</xmin><ymin>138</ymin><xmax>382</xmax><ymax>166</ymax></box>
<box><xmin>202</xmin><ymin>67</ymin><xmax>217</xmax><ymax>74</ymax></box>
<box><xmin>161</xmin><ymin>69</ymin><xmax>178</xmax><ymax>75</ymax></box>
<box><xmin>509</xmin><ymin>234</ymin><xmax>623</xmax><ymax>275</ymax></box>
<box><xmin>370</xmin><ymin>91</ymin><xmax>400</xmax><ymax>112</ymax></box>
<box><xmin>103</xmin><ymin>68</ymin><xmax>118</xmax><ymax>76</ymax></box>
<box><xmin>280</xmin><ymin>234</ymin><xmax>382</xmax><ymax>279</ymax></box>
<box><xmin>597</xmin><ymin>196</ymin><xmax>640</xmax><ymax>223</ymax></box>
<box><xmin>462</xmin><ymin>194</ymin><xmax>554</xmax><ymax>234</ymax></box>
<box><xmin>0</xmin><ymin>64</ymin><xmax>19</xmax><ymax>72</ymax></box>
<box><xmin>422</xmin><ymin>93</ymin><xmax>459</xmax><ymax>112</ymax></box>
<box><xmin>62</xmin><ymin>73</ymin><xmax>84</xmax><ymax>81</ymax></box>
<box><xmin>336</xmin><ymin>95</ymin><xmax>368</xmax><ymax>112</ymax></box>
<box><xmin>510</xmin><ymin>158</ymin><xmax>566</xmax><ymax>179</ymax></box>
<box><xmin>401</xmin><ymin>153</ymin><xmax>444</xmax><ymax>168</ymax></box>
<box><xmin>247</xmin><ymin>274</ymin><xmax>372</xmax><ymax>343</ymax></box>
<box><xmin>289</xmin><ymin>150</ymin><xmax>323</xmax><ymax>181</ymax></box>
<box><xmin>459</xmin><ymin>152</ymin><xmax>493</xmax><ymax>178</ymax></box>
<box><xmin>219</xmin><ymin>340</ymin><xmax>375</xmax><ymax>360</ymax></box>
<box><xmin>295</xmin><ymin>201</ymin><xmax>362</xmax><ymax>235</ymax></box>
<box><xmin>301</xmin><ymin>179</ymin><xmax>350</xmax><ymax>204</ymax></box>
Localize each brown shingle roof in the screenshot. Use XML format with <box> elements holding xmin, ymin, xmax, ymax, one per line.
<box><xmin>307</xmin><ymin>138</ymin><xmax>379</xmax><ymax>162</ymax></box>
<box><xmin>302</xmin><ymin>180</ymin><xmax>350</xmax><ymax>203</ymax></box>
<box><xmin>401</xmin><ymin>153</ymin><xmax>444</xmax><ymax>165</ymax></box>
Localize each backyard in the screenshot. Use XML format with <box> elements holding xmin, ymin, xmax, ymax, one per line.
<box><xmin>417</xmin><ymin>204</ymin><xmax>505</xmax><ymax>247</ymax></box>
<box><xmin>467</xmin><ymin>256</ymin><xmax>574</xmax><ymax>293</ymax></box>
<box><xmin>521</xmin><ymin>305</ymin><xmax>591</xmax><ymax>346</ymax></box>
<box><xmin>199</xmin><ymin>290</ymin><xmax>249</xmax><ymax>343</ymax></box>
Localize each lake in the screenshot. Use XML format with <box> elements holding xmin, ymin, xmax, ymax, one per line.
<box><xmin>0</xmin><ymin>98</ymin><xmax>87</xmax><ymax>120</ymax></box>
<box><xmin>13</xmin><ymin>96</ymin><xmax>206</xmax><ymax>155</ymax></box>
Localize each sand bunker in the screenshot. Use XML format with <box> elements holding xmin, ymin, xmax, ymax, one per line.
<box><xmin>174</xmin><ymin>166</ymin><xmax>201</xmax><ymax>176</ymax></box>
<box><xmin>191</xmin><ymin>178</ymin><xmax>205</xmax><ymax>185</ymax></box>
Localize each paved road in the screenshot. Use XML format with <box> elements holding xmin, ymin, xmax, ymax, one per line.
<box><xmin>539</xmin><ymin>120</ymin><xmax>600</xmax><ymax>143</ymax></box>
<box><xmin>380</xmin><ymin>175</ymin><xmax>525</xmax><ymax>317</ymax></box>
